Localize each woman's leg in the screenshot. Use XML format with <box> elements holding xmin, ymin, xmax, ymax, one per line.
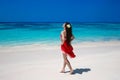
<box><xmin>61</xmin><ymin>53</ymin><xmax>73</xmax><ymax>74</ymax></box>
<box><xmin>60</xmin><ymin>53</ymin><xmax>67</xmax><ymax>73</ymax></box>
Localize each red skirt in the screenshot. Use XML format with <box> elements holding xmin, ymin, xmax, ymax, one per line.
<box><xmin>61</xmin><ymin>41</ymin><xmax>76</xmax><ymax>58</ymax></box>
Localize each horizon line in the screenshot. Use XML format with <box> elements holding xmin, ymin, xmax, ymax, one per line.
<box><xmin>0</xmin><ymin>21</ymin><xmax>120</xmax><ymax>23</ymax></box>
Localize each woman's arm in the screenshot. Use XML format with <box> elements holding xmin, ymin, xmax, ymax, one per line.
<box><xmin>61</xmin><ymin>31</ymin><xmax>66</xmax><ymax>42</ymax></box>
<box><xmin>71</xmin><ymin>35</ymin><xmax>75</xmax><ymax>41</ymax></box>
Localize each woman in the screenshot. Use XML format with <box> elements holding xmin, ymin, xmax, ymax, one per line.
<box><xmin>60</xmin><ymin>22</ymin><xmax>76</xmax><ymax>74</ymax></box>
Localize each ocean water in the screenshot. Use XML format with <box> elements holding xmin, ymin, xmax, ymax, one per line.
<box><xmin>0</xmin><ymin>22</ymin><xmax>120</xmax><ymax>46</ymax></box>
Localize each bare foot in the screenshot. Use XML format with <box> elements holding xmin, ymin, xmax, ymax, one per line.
<box><xmin>60</xmin><ymin>70</ymin><xmax>65</xmax><ymax>73</ymax></box>
<box><xmin>70</xmin><ymin>70</ymin><xmax>74</xmax><ymax>75</ymax></box>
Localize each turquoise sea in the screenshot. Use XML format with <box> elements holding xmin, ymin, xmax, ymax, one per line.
<box><xmin>0</xmin><ymin>22</ymin><xmax>120</xmax><ymax>46</ymax></box>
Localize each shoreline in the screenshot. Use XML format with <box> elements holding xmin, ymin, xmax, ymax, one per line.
<box><xmin>0</xmin><ymin>40</ymin><xmax>120</xmax><ymax>49</ymax></box>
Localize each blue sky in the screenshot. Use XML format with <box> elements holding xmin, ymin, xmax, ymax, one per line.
<box><xmin>0</xmin><ymin>0</ymin><xmax>120</xmax><ymax>22</ymax></box>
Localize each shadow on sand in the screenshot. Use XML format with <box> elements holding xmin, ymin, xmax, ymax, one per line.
<box><xmin>72</xmin><ymin>68</ymin><xmax>91</xmax><ymax>75</ymax></box>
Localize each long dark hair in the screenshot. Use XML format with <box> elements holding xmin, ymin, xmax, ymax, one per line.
<box><xmin>64</xmin><ymin>22</ymin><xmax>73</xmax><ymax>44</ymax></box>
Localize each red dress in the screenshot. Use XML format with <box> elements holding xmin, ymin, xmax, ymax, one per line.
<box><xmin>60</xmin><ymin>35</ymin><xmax>76</xmax><ymax>58</ymax></box>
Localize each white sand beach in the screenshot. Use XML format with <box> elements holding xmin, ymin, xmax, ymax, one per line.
<box><xmin>0</xmin><ymin>41</ymin><xmax>120</xmax><ymax>80</ymax></box>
